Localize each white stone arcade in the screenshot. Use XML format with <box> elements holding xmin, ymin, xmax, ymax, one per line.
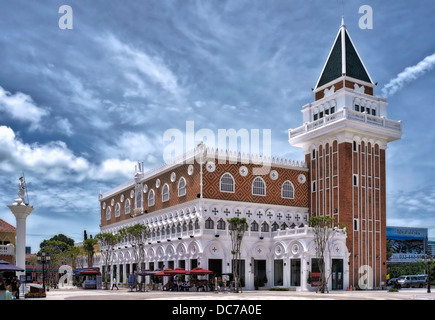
<box><xmin>100</xmin><ymin>199</ymin><xmax>349</xmax><ymax>291</ymax></box>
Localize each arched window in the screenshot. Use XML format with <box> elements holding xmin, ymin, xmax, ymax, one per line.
<box><xmin>125</xmin><ymin>199</ymin><xmax>130</xmax><ymax>214</ymax></box>
<box><xmin>205</xmin><ymin>218</ymin><xmax>214</xmax><ymax>229</ymax></box>
<box><xmin>220</xmin><ymin>173</ymin><xmax>235</xmax><ymax>193</ymax></box>
<box><xmin>115</xmin><ymin>203</ymin><xmax>120</xmax><ymax>217</ymax></box>
<box><xmin>136</xmin><ymin>191</ymin><xmax>143</xmax><ymax>209</ymax></box>
<box><xmin>281</xmin><ymin>180</ymin><xmax>294</xmax><ymax>199</ymax></box>
<box><xmin>162</xmin><ymin>184</ymin><xmax>170</xmax><ymax>202</ymax></box>
<box><xmin>148</xmin><ymin>189</ymin><xmax>155</xmax><ymax>207</ymax></box>
<box><xmin>178</xmin><ymin>177</ymin><xmax>186</xmax><ymax>197</ymax></box>
<box><xmin>281</xmin><ymin>223</ymin><xmax>288</xmax><ymax>230</ymax></box>
<box><xmin>217</xmin><ymin>218</ymin><xmax>226</xmax><ymax>230</ymax></box>
<box><xmin>106</xmin><ymin>207</ymin><xmax>111</xmax><ymax>220</ymax></box>
<box><xmin>261</xmin><ymin>221</ymin><xmax>269</xmax><ymax>232</ymax></box>
<box><xmin>251</xmin><ymin>221</ymin><xmax>259</xmax><ymax>232</ymax></box>
<box><xmin>272</xmin><ymin>222</ymin><xmax>279</xmax><ymax>231</ymax></box>
<box><xmin>252</xmin><ymin>177</ymin><xmax>266</xmax><ymax>196</ymax></box>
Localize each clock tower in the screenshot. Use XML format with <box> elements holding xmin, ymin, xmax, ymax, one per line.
<box><xmin>289</xmin><ymin>20</ymin><xmax>402</xmax><ymax>289</ymax></box>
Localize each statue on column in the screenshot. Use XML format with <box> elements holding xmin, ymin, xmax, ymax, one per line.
<box><xmin>18</xmin><ymin>176</ymin><xmax>26</xmax><ymax>201</ymax></box>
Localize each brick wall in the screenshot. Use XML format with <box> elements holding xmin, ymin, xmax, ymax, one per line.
<box><xmin>202</xmin><ymin>161</ymin><xmax>309</xmax><ymax>207</ymax></box>
<box><xmin>307</xmin><ymin>140</ymin><xmax>387</xmax><ymax>288</ymax></box>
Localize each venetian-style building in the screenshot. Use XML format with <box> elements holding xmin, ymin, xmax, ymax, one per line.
<box><xmin>98</xmin><ymin>20</ymin><xmax>401</xmax><ymax>291</ymax></box>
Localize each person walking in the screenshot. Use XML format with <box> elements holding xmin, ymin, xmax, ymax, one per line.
<box><xmin>111</xmin><ymin>277</ymin><xmax>119</xmax><ymax>290</ymax></box>
<box><xmin>11</xmin><ymin>276</ymin><xmax>20</xmax><ymax>299</ymax></box>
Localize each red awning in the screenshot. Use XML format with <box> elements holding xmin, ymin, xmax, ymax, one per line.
<box><xmin>165</xmin><ymin>267</ymin><xmax>189</xmax><ymax>275</ymax></box>
<box><xmin>154</xmin><ymin>268</ymin><xmax>173</xmax><ymax>276</ymax></box>
<box><xmin>188</xmin><ymin>267</ymin><xmax>213</xmax><ymax>275</ymax></box>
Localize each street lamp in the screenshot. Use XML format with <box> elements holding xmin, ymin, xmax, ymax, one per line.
<box><xmin>37</xmin><ymin>251</ymin><xmax>51</xmax><ymax>292</ymax></box>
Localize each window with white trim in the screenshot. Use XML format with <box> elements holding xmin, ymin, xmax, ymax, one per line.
<box><xmin>178</xmin><ymin>177</ymin><xmax>186</xmax><ymax>197</ymax></box>
<box><xmin>353</xmin><ymin>174</ymin><xmax>358</xmax><ymax>186</ymax></box>
<box><xmin>115</xmin><ymin>203</ymin><xmax>120</xmax><ymax>217</ymax></box>
<box><xmin>220</xmin><ymin>173</ymin><xmax>235</xmax><ymax>193</ymax></box>
<box><xmin>136</xmin><ymin>191</ymin><xmax>143</xmax><ymax>209</ymax></box>
<box><xmin>205</xmin><ymin>217</ymin><xmax>214</xmax><ymax>229</ymax></box>
<box><xmin>106</xmin><ymin>207</ymin><xmax>111</xmax><ymax>220</ymax></box>
<box><xmin>252</xmin><ymin>177</ymin><xmax>266</xmax><ymax>196</ymax></box>
<box><xmin>162</xmin><ymin>184</ymin><xmax>170</xmax><ymax>202</ymax></box>
<box><xmin>354</xmin><ymin>218</ymin><xmax>359</xmax><ymax>231</ymax></box>
<box><xmin>281</xmin><ymin>180</ymin><xmax>294</xmax><ymax>199</ymax></box>
<box><xmin>125</xmin><ymin>199</ymin><xmax>130</xmax><ymax>214</ymax></box>
<box><xmin>148</xmin><ymin>189</ymin><xmax>155</xmax><ymax>206</ymax></box>
<box><xmin>261</xmin><ymin>221</ymin><xmax>269</xmax><ymax>232</ymax></box>
<box><xmin>217</xmin><ymin>218</ymin><xmax>226</xmax><ymax>230</ymax></box>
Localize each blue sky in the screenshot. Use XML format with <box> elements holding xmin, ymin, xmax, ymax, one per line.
<box><xmin>0</xmin><ymin>0</ymin><xmax>434</xmax><ymax>251</ymax></box>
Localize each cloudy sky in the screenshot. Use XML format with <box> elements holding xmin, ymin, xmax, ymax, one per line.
<box><xmin>0</xmin><ymin>0</ymin><xmax>434</xmax><ymax>251</ymax></box>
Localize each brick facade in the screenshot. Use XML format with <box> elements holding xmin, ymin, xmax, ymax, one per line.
<box><xmin>306</xmin><ymin>139</ymin><xmax>387</xmax><ymax>288</ymax></box>
<box><xmin>100</xmin><ymin>160</ymin><xmax>309</xmax><ymax>228</ymax></box>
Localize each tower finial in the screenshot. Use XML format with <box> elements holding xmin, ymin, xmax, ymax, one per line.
<box><xmin>341</xmin><ymin>0</ymin><xmax>345</xmax><ymax>26</ymax></box>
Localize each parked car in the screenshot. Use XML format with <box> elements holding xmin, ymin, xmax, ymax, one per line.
<box><xmin>397</xmin><ymin>275</ymin><xmax>426</xmax><ymax>288</ymax></box>
<box><xmin>416</xmin><ymin>275</ymin><xmax>427</xmax><ymax>288</ymax></box>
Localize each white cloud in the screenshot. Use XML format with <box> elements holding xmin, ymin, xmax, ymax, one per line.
<box><xmin>0</xmin><ymin>126</ymin><xmax>136</xmax><ymax>182</ymax></box>
<box><xmin>0</xmin><ymin>126</ymin><xmax>89</xmax><ymax>180</ymax></box>
<box><xmin>0</xmin><ymin>85</ymin><xmax>49</xmax><ymax>130</ymax></box>
<box><xmin>101</xmin><ymin>131</ymin><xmax>163</xmax><ymax>165</ymax></box>
<box><xmin>382</xmin><ymin>53</ymin><xmax>435</xmax><ymax>97</ymax></box>
<box><xmin>55</xmin><ymin>117</ymin><xmax>74</xmax><ymax>136</ymax></box>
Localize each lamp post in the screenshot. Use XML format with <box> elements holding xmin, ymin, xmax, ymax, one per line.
<box><xmin>37</xmin><ymin>251</ymin><xmax>51</xmax><ymax>292</ymax></box>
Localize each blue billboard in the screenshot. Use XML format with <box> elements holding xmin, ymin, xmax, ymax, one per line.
<box><xmin>386</xmin><ymin>226</ymin><xmax>428</xmax><ymax>263</ymax></box>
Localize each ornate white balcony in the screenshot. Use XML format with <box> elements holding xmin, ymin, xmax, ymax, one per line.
<box><xmin>289</xmin><ymin>107</ymin><xmax>402</xmax><ymax>147</ymax></box>
<box><xmin>0</xmin><ymin>244</ymin><xmax>15</xmax><ymax>256</ymax></box>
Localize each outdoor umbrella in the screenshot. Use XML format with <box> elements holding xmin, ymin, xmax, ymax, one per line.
<box><xmin>0</xmin><ymin>260</ymin><xmax>24</xmax><ymax>272</ymax></box>
<box><xmin>188</xmin><ymin>267</ymin><xmax>213</xmax><ymax>275</ymax></box>
<box><xmin>154</xmin><ymin>268</ymin><xmax>173</xmax><ymax>276</ymax></box>
<box><xmin>165</xmin><ymin>267</ymin><xmax>189</xmax><ymax>275</ymax></box>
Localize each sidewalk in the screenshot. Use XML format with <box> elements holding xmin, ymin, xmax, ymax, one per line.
<box><xmin>31</xmin><ymin>286</ymin><xmax>435</xmax><ymax>301</ymax></box>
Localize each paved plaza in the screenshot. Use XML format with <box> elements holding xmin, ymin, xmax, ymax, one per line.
<box><xmin>25</xmin><ymin>286</ymin><xmax>435</xmax><ymax>301</ymax></box>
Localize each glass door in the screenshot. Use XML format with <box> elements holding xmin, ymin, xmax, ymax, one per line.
<box><xmin>332</xmin><ymin>259</ymin><xmax>343</xmax><ymax>290</ymax></box>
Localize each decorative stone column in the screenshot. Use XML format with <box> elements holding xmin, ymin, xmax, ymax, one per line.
<box><xmin>7</xmin><ymin>177</ymin><xmax>33</xmax><ymax>278</ymax></box>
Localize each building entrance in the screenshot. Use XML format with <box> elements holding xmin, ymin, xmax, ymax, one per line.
<box><xmin>332</xmin><ymin>259</ymin><xmax>343</xmax><ymax>290</ymax></box>
<box><xmin>208</xmin><ymin>259</ymin><xmax>222</xmax><ymax>277</ymax></box>
<box><xmin>290</xmin><ymin>259</ymin><xmax>301</xmax><ymax>286</ymax></box>
<box><xmin>254</xmin><ymin>260</ymin><xmax>267</xmax><ymax>287</ymax></box>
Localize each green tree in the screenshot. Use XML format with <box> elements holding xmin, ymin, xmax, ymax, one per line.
<box><xmin>308</xmin><ymin>216</ymin><xmax>345</xmax><ymax>293</ymax></box>
<box><xmin>62</xmin><ymin>245</ymin><xmax>81</xmax><ymax>270</ymax></box>
<box><xmin>119</xmin><ymin>224</ymin><xmax>149</xmax><ymax>278</ymax></box>
<box><xmin>227</xmin><ymin>217</ymin><xmax>248</xmax><ymax>293</ymax></box>
<box><xmin>40</xmin><ymin>234</ymin><xmax>74</xmax><ymax>251</ymax></box>
<box><xmin>38</xmin><ymin>240</ymin><xmax>67</xmax><ymax>288</ymax></box>
<box><xmin>83</xmin><ymin>238</ymin><xmax>98</xmax><ymax>267</ymax></box>
<box><xmin>95</xmin><ymin>232</ymin><xmax>121</xmax><ymax>289</ymax></box>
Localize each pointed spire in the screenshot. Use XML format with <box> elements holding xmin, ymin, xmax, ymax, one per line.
<box><xmin>314</xmin><ymin>19</ymin><xmax>374</xmax><ymax>90</ymax></box>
